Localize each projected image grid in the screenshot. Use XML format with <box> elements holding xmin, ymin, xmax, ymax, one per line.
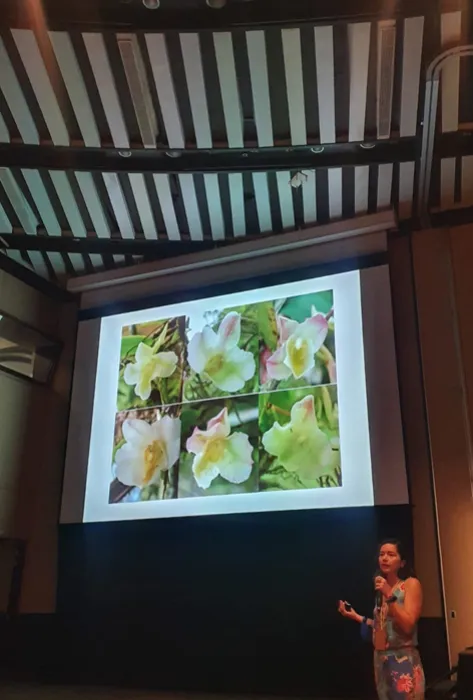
<box><xmin>109</xmin><ymin>290</ymin><xmax>340</xmax><ymax>505</ymax></box>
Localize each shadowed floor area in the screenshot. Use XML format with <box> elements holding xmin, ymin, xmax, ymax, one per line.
<box><xmin>0</xmin><ymin>687</ymin><xmax>363</xmax><ymax>700</ymax></box>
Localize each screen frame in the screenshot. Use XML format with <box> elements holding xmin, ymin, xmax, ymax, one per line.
<box><xmin>61</xmin><ymin>252</ymin><xmax>408</xmax><ymax>524</ymax></box>
<box><xmin>78</xmin><ymin>251</ymin><xmax>387</xmax><ymax>321</ymax></box>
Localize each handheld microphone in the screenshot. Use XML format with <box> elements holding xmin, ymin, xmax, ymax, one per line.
<box><xmin>374</xmin><ymin>570</ymin><xmax>383</xmax><ymax>610</ymax></box>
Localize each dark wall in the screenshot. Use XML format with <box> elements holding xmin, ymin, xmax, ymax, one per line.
<box><xmin>50</xmin><ymin>505</ymin><xmax>412</xmax><ymax>698</ymax></box>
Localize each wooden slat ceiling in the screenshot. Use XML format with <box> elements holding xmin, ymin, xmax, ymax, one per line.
<box><xmin>0</xmin><ymin>4</ymin><xmax>471</xmax><ymax>283</ymax></box>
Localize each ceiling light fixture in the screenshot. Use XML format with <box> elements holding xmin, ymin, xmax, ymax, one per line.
<box><xmin>206</xmin><ymin>0</ymin><xmax>227</xmax><ymax>8</ymax></box>
<box><xmin>289</xmin><ymin>172</ymin><xmax>308</xmax><ymax>189</ymax></box>
<box><xmin>142</xmin><ymin>0</ymin><xmax>160</xmax><ymax>9</ymax></box>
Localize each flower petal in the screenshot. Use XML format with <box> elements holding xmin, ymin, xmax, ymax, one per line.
<box><xmin>297</xmin><ymin>314</ymin><xmax>328</xmax><ymax>352</ymax></box>
<box><xmin>135</xmin><ymin>374</ymin><xmax>153</xmax><ymax>401</ymax></box>
<box><xmin>206</xmin><ymin>407</ymin><xmax>231</xmax><ymax>434</ymax></box>
<box><xmin>290</xmin><ymin>394</ymin><xmax>316</xmax><ymax>426</ymax></box>
<box><xmin>202</xmin><ymin>325</ymin><xmax>220</xmax><ymax>351</ymax></box>
<box><xmin>217</xmin><ymin>312</ymin><xmax>241</xmax><ymax>349</ymax></box>
<box><xmin>206</xmin><ymin>346</ymin><xmax>256</xmax><ymax>392</ymax></box>
<box><xmin>123</xmin><ymin>362</ymin><xmax>141</xmax><ymax>386</ymax></box>
<box><xmin>154</xmin><ymin>416</ymin><xmax>181</xmax><ymax>469</ymax></box>
<box><xmin>187</xmin><ymin>332</ymin><xmax>208</xmax><ymax>373</ymax></box>
<box><xmin>266</xmin><ymin>345</ymin><xmax>292</xmax><ymax>381</ymax></box>
<box><xmin>122</xmin><ymin>418</ymin><xmax>154</xmax><ymax>446</ymax></box>
<box><xmin>135</xmin><ymin>342</ymin><xmax>154</xmax><ymax>363</ymax></box>
<box><xmin>192</xmin><ymin>453</ymin><xmax>220</xmax><ymax>489</ymax></box>
<box><xmin>186</xmin><ymin>409</ymin><xmax>230</xmax><ymax>454</ymax></box>
<box><xmin>115</xmin><ymin>443</ymin><xmax>146</xmax><ymax>487</ymax></box>
<box><xmin>260</xmin><ymin>347</ymin><xmax>271</xmax><ymax>385</ymax></box>
<box><xmin>152</xmin><ymin>351</ymin><xmax>178</xmax><ymax>379</ymax></box>
<box><xmin>285</xmin><ymin>334</ymin><xmax>315</xmax><ymax>379</ymax></box>
<box><xmin>218</xmin><ymin>432</ymin><xmax>253</xmax><ymax>485</ymax></box>
<box><xmin>277</xmin><ymin>315</ymin><xmax>298</xmax><ymax>344</ymax></box>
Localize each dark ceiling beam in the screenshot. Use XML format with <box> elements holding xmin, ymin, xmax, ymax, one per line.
<box><xmin>0</xmin><ymin>0</ymin><xmax>457</xmax><ymax>31</ymax></box>
<box><xmin>437</xmin><ymin>130</ymin><xmax>473</xmax><ymax>158</ymax></box>
<box><xmin>0</xmin><ymin>138</ymin><xmax>419</xmax><ymax>173</ymax></box>
<box><xmin>0</xmin><ymin>233</ymin><xmax>220</xmax><ymax>257</ymax></box>
<box><xmin>430</xmin><ymin>205</ymin><xmax>473</xmax><ymax>229</ymax></box>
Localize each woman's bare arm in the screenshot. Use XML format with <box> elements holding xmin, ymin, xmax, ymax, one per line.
<box><xmin>388</xmin><ymin>578</ymin><xmax>423</xmax><ymax>635</ymax></box>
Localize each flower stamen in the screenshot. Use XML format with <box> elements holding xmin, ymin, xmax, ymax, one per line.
<box><xmin>143</xmin><ymin>439</ymin><xmax>166</xmax><ymax>484</ymax></box>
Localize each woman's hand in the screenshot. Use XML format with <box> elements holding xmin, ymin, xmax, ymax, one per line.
<box><xmin>374</xmin><ymin>576</ymin><xmax>392</xmax><ymax>599</ymax></box>
<box><xmin>338</xmin><ymin>600</ymin><xmax>360</xmax><ymax>622</ymax></box>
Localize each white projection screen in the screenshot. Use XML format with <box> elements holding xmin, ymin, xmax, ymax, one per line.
<box><xmin>61</xmin><ymin>264</ymin><xmax>409</xmax><ymax>524</ymax></box>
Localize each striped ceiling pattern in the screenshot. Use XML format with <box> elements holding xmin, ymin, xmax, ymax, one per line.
<box><xmin>0</xmin><ymin>9</ymin><xmax>470</xmax><ymax>282</ymax></box>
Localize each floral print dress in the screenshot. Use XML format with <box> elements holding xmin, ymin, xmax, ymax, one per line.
<box><xmin>373</xmin><ymin>580</ymin><xmax>425</xmax><ymax>700</ymax></box>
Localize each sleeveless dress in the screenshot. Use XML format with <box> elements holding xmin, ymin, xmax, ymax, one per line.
<box><xmin>373</xmin><ymin>579</ymin><xmax>425</xmax><ymax>700</ymax></box>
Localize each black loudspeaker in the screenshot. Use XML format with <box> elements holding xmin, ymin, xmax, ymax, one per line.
<box><xmin>457</xmin><ymin>647</ymin><xmax>473</xmax><ymax>700</ymax></box>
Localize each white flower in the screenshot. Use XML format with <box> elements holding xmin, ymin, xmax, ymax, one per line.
<box><xmin>187</xmin><ymin>312</ymin><xmax>256</xmax><ymax>393</ymax></box>
<box><xmin>186</xmin><ymin>408</ymin><xmax>253</xmax><ymax>490</ymax></box>
<box><xmin>124</xmin><ymin>342</ymin><xmax>178</xmax><ymax>401</ymax></box>
<box><xmin>266</xmin><ymin>313</ymin><xmax>328</xmax><ymax>381</ymax></box>
<box><xmin>115</xmin><ymin>416</ymin><xmax>181</xmax><ymax>488</ymax></box>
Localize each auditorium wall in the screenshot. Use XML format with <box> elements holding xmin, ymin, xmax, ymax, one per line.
<box><xmin>0</xmin><ymin>267</ymin><xmax>77</xmax><ymax>613</ymax></box>
<box><xmin>411</xmin><ymin>224</ymin><xmax>473</xmax><ymax>664</ymax></box>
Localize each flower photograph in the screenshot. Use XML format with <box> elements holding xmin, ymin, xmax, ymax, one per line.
<box><xmin>259</xmin><ymin>290</ymin><xmax>336</xmax><ymax>392</ymax></box>
<box><xmin>117</xmin><ymin>317</ymin><xmax>185</xmax><ymax>411</ymax></box>
<box><xmin>183</xmin><ymin>305</ymin><xmax>259</xmax><ymax>401</ymax></box>
<box><xmin>258</xmin><ymin>386</ymin><xmax>341</xmax><ymax>492</ymax></box>
<box><xmin>178</xmin><ymin>396</ymin><xmax>259</xmax><ymax>498</ymax></box>
<box><xmin>109</xmin><ymin>406</ymin><xmax>181</xmax><ymax>504</ymax></box>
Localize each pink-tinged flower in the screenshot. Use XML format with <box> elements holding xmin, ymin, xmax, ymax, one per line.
<box><xmin>261</xmin><ymin>395</ymin><xmax>337</xmax><ymax>485</ymax></box>
<box><xmin>266</xmin><ymin>312</ymin><xmax>328</xmax><ymax>382</ymax></box>
<box><xmin>115</xmin><ymin>416</ymin><xmax>181</xmax><ymax>488</ymax></box>
<box><xmin>187</xmin><ymin>312</ymin><xmax>256</xmax><ymax>393</ymax></box>
<box><xmin>186</xmin><ymin>408</ymin><xmax>253</xmax><ymax>490</ymax></box>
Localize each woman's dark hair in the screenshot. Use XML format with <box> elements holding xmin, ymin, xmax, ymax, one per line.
<box><xmin>377</xmin><ymin>538</ymin><xmax>415</xmax><ymax>579</ymax></box>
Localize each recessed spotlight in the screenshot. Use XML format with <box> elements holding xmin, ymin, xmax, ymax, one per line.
<box><xmin>142</xmin><ymin>0</ymin><xmax>160</xmax><ymax>9</ymax></box>
<box><xmin>360</xmin><ymin>142</ymin><xmax>376</xmax><ymax>150</ymax></box>
<box><xmin>118</xmin><ymin>150</ymin><xmax>132</xmax><ymax>158</ymax></box>
<box><xmin>311</xmin><ymin>146</ymin><xmax>325</xmax><ymax>154</ymax></box>
<box><xmin>206</xmin><ymin>0</ymin><xmax>227</xmax><ymax>8</ymax></box>
<box><xmin>165</xmin><ymin>150</ymin><xmax>182</xmax><ymax>158</ymax></box>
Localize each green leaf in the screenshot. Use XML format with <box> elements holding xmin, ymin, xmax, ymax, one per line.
<box><xmin>152</xmin><ymin>323</ymin><xmax>169</xmax><ymax>352</ymax></box>
<box><xmin>280</xmin><ymin>290</ymin><xmax>333</xmax><ymax>322</ymax></box>
<box><xmin>117</xmin><ymin>380</ymin><xmax>135</xmax><ymax>411</ymax></box>
<box><xmin>181</xmin><ymin>408</ymin><xmax>200</xmax><ymax>437</ymax></box>
<box><xmin>121</xmin><ymin>335</ymin><xmax>146</xmax><ymax>359</ymax></box>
